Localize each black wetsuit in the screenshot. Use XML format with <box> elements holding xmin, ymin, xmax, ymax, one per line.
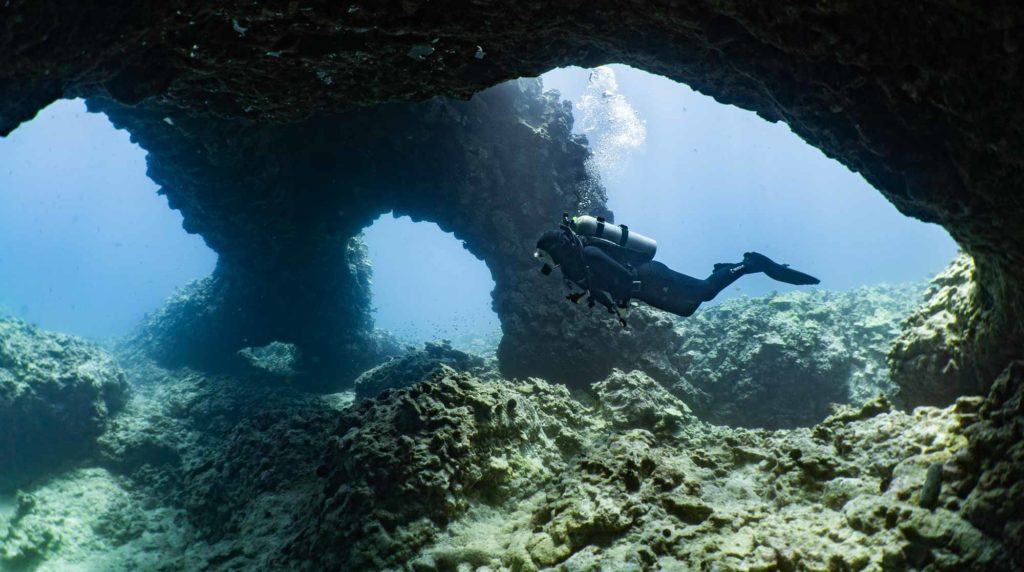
<box><xmin>577</xmin><ymin>245</ymin><xmax>744</xmax><ymax>317</ymax></box>
<box><xmin>536</xmin><ymin>226</ymin><xmax>817</xmax><ymax>321</ymax></box>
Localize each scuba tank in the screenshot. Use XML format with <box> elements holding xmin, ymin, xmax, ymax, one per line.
<box><xmin>570</xmin><ymin>215</ymin><xmax>657</xmax><ymax>263</ymax></box>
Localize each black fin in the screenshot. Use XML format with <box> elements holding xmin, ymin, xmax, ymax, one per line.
<box><xmin>743</xmin><ymin>252</ymin><xmax>820</xmax><ymax>285</ymax></box>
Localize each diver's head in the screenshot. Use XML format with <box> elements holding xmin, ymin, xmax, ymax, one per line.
<box><xmin>534</xmin><ymin>248</ymin><xmax>557</xmax><ymax>275</ymax></box>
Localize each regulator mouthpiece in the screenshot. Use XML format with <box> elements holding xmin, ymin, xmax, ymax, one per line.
<box><xmin>534</xmin><ymin>249</ymin><xmax>558</xmax><ymax>277</ymax></box>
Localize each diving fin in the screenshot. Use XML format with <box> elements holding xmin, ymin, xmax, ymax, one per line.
<box><xmin>743</xmin><ymin>252</ymin><xmax>820</xmax><ymax>285</ymax></box>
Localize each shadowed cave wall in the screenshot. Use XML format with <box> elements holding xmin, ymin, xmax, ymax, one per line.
<box><xmin>3</xmin><ymin>2</ymin><xmax>1023</xmax><ymax>398</ymax></box>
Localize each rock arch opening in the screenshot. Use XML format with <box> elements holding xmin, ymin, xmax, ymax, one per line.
<box><xmin>0</xmin><ymin>99</ymin><xmax>216</xmax><ymax>340</ymax></box>
<box><xmin>363</xmin><ymin>213</ymin><xmax>500</xmax><ymax>353</ymax></box>
<box><xmin>543</xmin><ymin>65</ymin><xmax>959</xmax><ymax>298</ymax></box>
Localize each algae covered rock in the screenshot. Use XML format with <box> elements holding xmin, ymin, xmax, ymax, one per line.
<box><xmin>889</xmin><ymin>253</ymin><xmax>990</xmax><ymax>407</ymax></box>
<box><xmin>414</xmin><ymin>374</ymin><xmax>1009</xmax><ymax>571</ymax></box>
<box><xmin>593</xmin><ymin>369</ymin><xmax>693</xmax><ymax>434</ymax></box>
<box><xmin>0</xmin><ymin>318</ymin><xmax>129</xmax><ymax>491</ymax></box>
<box><xmin>954</xmin><ymin>360</ymin><xmax>1024</xmax><ymax>564</ymax></box>
<box><xmin>670</xmin><ymin>285</ymin><xmax>921</xmax><ymax>428</ymax></box>
<box><xmin>354</xmin><ymin>339</ymin><xmax>491</xmax><ymax>401</ymax></box>
<box><xmin>237</xmin><ymin>341</ymin><xmax>301</xmax><ymax>378</ymax></box>
<box><xmin>286</xmin><ymin>367</ymin><xmax>592</xmax><ymax>570</ymax></box>
<box><xmin>3</xmin><ymin>320</ymin><xmax>1014</xmax><ymax>570</ymax></box>
<box><xmin>96</xmin><ymin>351</ymin><xmax>343</xmax><ymax>542</ymax></box>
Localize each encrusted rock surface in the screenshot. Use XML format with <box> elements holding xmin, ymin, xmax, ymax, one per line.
<box><xmin>285</xmin><ymin>367</ymin><xmax>594</xmax><ymax>570</ymax></box>
<box><xmin>125</xmin><ymin>237</ymin><xmax>390</xmax><ymax>389</ymax></box>
<box><xmin>889</xmin><ymin>254</ymin><xmax>1014</xmax><ymax>408</ymax></box>
<box><xmin>0</xmin><ymin>317</ymin><xmax>129</xmax><ymax>491</ymax></box>
<box><xmin>952</xmin><ymin>360</ymin><xmax>1024</xmax><ymax>565</ymax></box>
<box><xmin>95</xmin><ymin>349</ymin><xmax>345</xmax><ymax>545</ymax></box>
<box><xmin>0</xmin><ymin>467</ymin><xmax>184</xmax><ymax>571</ymax></box>
<box><xmin>92</xmin><ymin>78</ymin><xmax>620</xmax><ymax>386</ymax></box>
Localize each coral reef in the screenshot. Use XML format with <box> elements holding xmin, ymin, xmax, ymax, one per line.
<box><xmin>1</xmin><ymin>322</ymin><xmax>1019</xmax><ymax>570</ymax></box>
<box><xmin>289</xmin><ymin>368</ymin><xmax>1011</xmax><ymax>570</ymax></box>
<box><xmin>0</xmin><ymin>317</ymin><xmax>129</xmax><ymax>491</ymax></box>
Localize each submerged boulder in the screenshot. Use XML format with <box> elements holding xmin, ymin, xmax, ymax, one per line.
<box><xmin>237</xmin><ymin>341</ymin><xmax>301</xmax><ymax>378</ymax></box>
<box><xmin>668</xmin><ymin>284</ymin><xmax>921</xmax><ymax>429</ymax></box>
<box><xmin>0</xmin><ymin>318</ymin><xmax>129</xmax><ymax>491</ymax></box>
<box><xmin>593</xmin><ymin>369</ymin><xmax>694</xmax><ymax>435</ymax></box>
<box><xmin>353</xmin><ymin>340</ymin><xmax>491</xmax><ymax>401</ymax></box>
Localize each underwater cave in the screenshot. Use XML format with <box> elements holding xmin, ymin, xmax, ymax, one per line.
<box><xmin>2</xmin><ymin>3</ymin><xmax>1023</xmax><ymax>570</ymax></box>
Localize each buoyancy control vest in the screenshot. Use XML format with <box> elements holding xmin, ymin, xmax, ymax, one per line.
<box><xmin>570</xmin><ymin>215</ymin><xmax>657</xmax><ymax>265</ymax></box>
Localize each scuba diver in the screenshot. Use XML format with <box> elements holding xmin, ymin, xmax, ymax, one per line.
<box><xmin>534</xmin><ymin>214</ymin><xmax>820</xmax><ymax>327</ymax></box>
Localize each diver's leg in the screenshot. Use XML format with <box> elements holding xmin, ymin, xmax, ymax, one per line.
<box><xmin>635</xmin><ymin>261</ymin><xmax>741</xmax><ymax>316</ymax></box>
<box><xmin>694</xmin><ymin>262</ymin><xmax>748</xmax><ymax>301</ymax></box>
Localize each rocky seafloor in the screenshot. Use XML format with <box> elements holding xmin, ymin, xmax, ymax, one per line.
<box><xmin>1</xmin><ymin>279</ymin><xmax>1021</xmax><ymax>571</ymax></box>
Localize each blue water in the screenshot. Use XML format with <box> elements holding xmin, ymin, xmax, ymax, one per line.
<box><xmin>541</xmin><ymin>65</ymin><xmax>958</xmax><ymax>300</ymax></box>
<box><xmin>0</xmin><ymin>100</ymin><xmax>216</xmax><ymax>340</ymax></box>
<box><xmin>0</xmin><ymin>66</ymin><xmax>958</xmax><ymax>344</ymax></box>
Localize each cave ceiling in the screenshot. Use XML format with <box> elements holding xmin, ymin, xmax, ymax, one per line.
<box><xmin>3</xmin><ymin>3</ymin><xmax>1020</xmax><ymax>250</ymax></box>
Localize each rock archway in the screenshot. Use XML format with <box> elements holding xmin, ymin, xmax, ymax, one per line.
<box><xmin>3</xmin><ymin>2</ymin><xmax>1022</xmax><ymax>396</ymax></box>
<box><xmin>96</xmin><ymin>80</ymin><xmax>661</xmax><ymax>387</ymax></box>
